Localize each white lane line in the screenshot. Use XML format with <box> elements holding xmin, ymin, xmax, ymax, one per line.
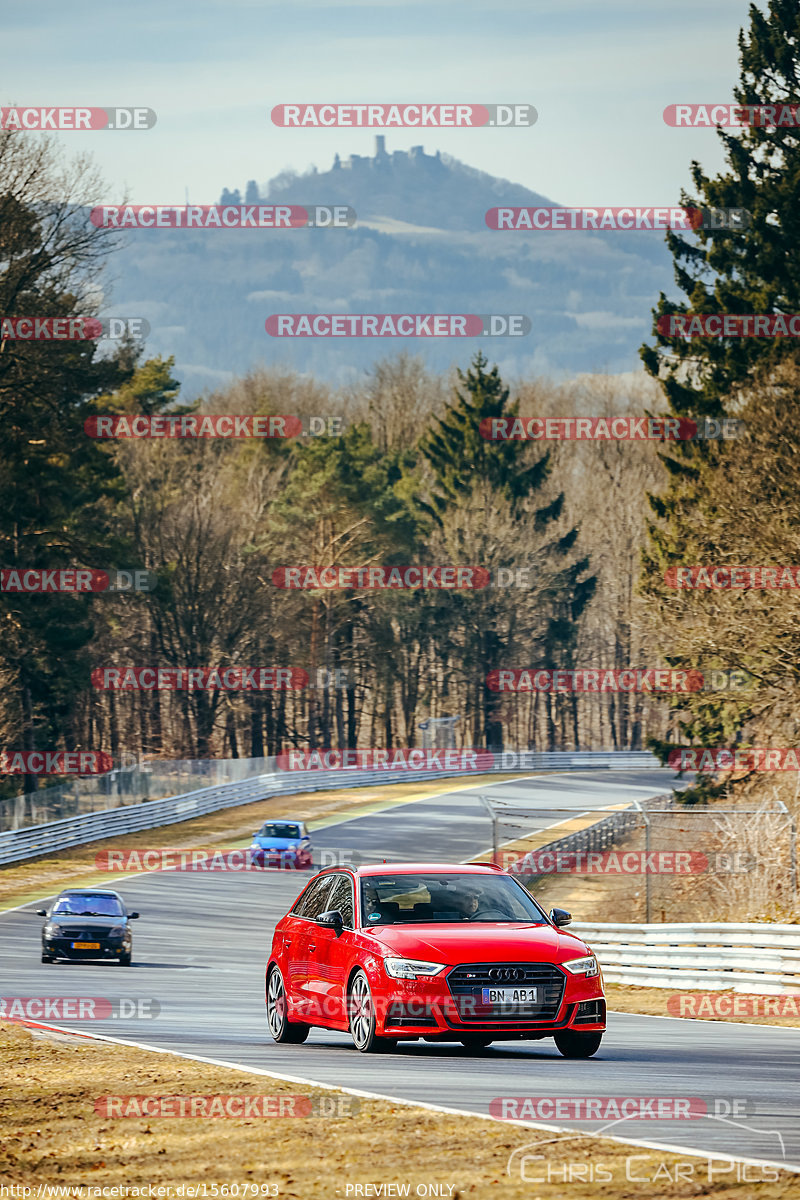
<box><xmin>6</xmin><ymin>1017</ymin><xmax>799</xmax><ymax>1174</ymax></box>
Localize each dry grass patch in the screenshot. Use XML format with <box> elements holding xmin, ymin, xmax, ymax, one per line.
<box><xmin>1</xmin><ymin>1022</ymin><xmax>796</xmax><ymax>1198</ymax></box>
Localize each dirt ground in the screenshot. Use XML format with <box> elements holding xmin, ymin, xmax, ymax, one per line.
<box><xmin>1</xmin><ymin>1021</ymin><xmax>796</xmax><ymax>1198</ymax></box>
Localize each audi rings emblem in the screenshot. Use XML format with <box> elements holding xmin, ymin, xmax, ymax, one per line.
<box><xmin>488</xmin><ymin>967</ymin><xmax>524</xmax><ymax>982</ymax></box>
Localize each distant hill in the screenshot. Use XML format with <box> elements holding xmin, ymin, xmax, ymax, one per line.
<box><xmin>105</xmin><ymin>137</ymin><xmax>677</xmax><ymax>395</ymax></box>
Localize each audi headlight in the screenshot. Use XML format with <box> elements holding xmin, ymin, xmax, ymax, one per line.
<box><xmin>384</xmin><ymin>958</ymin><xmax>446</xmax><ymax>979</ymax></box>
<box><xmin>563</xmin><ymin>955</ymin><xmax>599</xmax><ymax>977</ymax></box>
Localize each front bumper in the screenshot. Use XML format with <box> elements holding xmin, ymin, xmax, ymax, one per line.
<box><xmin>250</xmin><ymin>848</ymin><xmax>312</xmax><ymax>869</ymax></box>
<box><xmin>371</xmin><ymin>963</ymin><xmax>606</xmax><ymax>1039</ymax></box>
<box><xmin>43</xmin><ymin>936</ymin><xmax>128</xmax><ymax>960</ymax></box>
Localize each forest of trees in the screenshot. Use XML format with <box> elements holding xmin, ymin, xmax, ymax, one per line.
<box><xmin>2</xmin><ymin>0</ymin><xmax>800</xmax><ymax>828</ymax></box>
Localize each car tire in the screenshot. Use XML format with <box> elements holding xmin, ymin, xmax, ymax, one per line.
<box><xmin>348</xmin><ymin>969</ymin><xmax>396</xmax><ymax>1053</ymax></box>
<box><xmin>459</xmin><ymin>1035</ymin><xmax>493</xmax><ymax>1051</ymax></box>
<box><xmin>41</xmin><ymin>953</ymin><xmax>54</xmax><ymax>963</ymax></box>
<box><xmin>554</xmin><ymin>1030</ymin><xmax>603</xmax><ymax>1058</ymax></box>
<box><xmin>119</xmin><ymin>950</ymin><xmax>132</xmax><ymax>966</ymax></box>
<box><xmin>266</xmin><ymin>966</ymin><xmax>310</xmax><ymax>1044</ymax></box>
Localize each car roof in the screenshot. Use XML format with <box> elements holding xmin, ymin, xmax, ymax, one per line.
<box><xmin>352</xmin><ymin>863</ymin><xmax>504</xmax><ymax>877</ymax></box>
<box><xmin>56</xmin><ymin>888</ymin><xmax>124</xmax><ymax>898</ymax></box>
<box><xmin>260</xmin><ymin>817</ymin><xmax>304</xmax><ymax>823</ymax></box>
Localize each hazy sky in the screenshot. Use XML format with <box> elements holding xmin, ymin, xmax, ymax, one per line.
<box><xmin>3</xmin><ymin>0</ymin><xmax>755</xmax><ymax>206</ymax></box>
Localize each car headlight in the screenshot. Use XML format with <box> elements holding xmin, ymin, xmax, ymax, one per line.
<box><xmin>108</xmin><ymin>925</ymin><xmax>127</xmax><ymax>938</ymax></box>
<box><xmin>563</xmin><ymin>955</ymin><xmax>599</xmax><ymax>977</ymax></box>
<box><xmin>250</xmin><ymin>842</ymin><xmax>261</xmax><ymax>849</ymax></box>
<box><xmin>383</xmin><ymin>958</ymin><xmax>447</xmax><ymax>979</ymax></box>
<box><xmin>286</xmin><ymin>843</ymin><xmax>298</xmax><ymax>851</ymax></box>
<box><xmin>44</xmin><ymin>923</ymin><xmax>62</xmax><ymax>936</ymax></box>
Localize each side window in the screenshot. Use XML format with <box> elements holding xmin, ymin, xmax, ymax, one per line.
<box><xmin>292</xmin><ymin>875</ymin><xmax>334</xmax><ymax>920</ymax></box>
<box><xmin>326</xmin><ymin>875</ymin><xmax>355</xmax><ymax>929</ymax></box>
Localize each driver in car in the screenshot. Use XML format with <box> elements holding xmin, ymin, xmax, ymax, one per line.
<box><xmin>453</xmin><ymin>888</ymin><xmax>481</xmax><ymax>919</ymax></box>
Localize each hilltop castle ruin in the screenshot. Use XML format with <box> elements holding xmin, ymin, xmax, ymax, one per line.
<box><xmin>219</xmin><ymin>137</ymin><xmax>443</xmax><ymax>205</ymax></box>
<box><xmin>332</xmin><ymin>135</ymin><xmax>442</xmax><ymax>171</ymax></box>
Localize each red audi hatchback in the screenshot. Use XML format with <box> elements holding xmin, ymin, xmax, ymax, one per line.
<box><xmin>265</xmin><ymin>863</ymin><xmax>605</xmax><ymax>1055</ymax></box>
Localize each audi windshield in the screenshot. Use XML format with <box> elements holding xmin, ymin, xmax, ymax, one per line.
<box><xmin>359</xmin><ymin>873</ymin><xmax>548</xmax><ymax>926</ymax></box>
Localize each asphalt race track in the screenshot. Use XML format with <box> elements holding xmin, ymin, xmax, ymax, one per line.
<box><xmin>2</xmin><ymin>769</ymin><xmax>798</xmax><ymax>1171</ymax></box>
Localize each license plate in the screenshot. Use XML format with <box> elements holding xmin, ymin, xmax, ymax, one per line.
<box><xmin>72</xmin><ymin>941</ymin><xmax>100</xmax><ymax>949</ymax></box>
<box><xmin>481</xmin><ymin>986</ymin><xmax>538</xmax><ymax>1005</ymax></box>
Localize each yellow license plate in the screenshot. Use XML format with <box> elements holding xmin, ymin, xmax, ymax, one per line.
<box><xmin>72</xmin><ymin>941</ymin><xmax>101</xmax><ymax>949</ymax></box>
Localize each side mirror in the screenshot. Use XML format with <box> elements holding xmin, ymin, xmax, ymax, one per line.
<box><xmin>129</xmin><ymin>912</ymin><xmax>140</xmax><ymax>920</ymax></box>
<box><xmin>36</xmin><ymin>909</ymin><xmax>47</xmax><ymax>917</ymax></box>
<box><xmin>317</xmin><ymin>909</ymin><xmax>344</xmax><ymax>935</ymax></box>
<box><xmin>550</xmin><ymin>907</ymin><xmax>572</xmax><ymax>928</ymax></box>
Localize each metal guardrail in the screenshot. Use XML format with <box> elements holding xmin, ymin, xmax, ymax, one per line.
<box><xmin>0</xmin><ymin>751</ymin><xmax>664</xmax><ymax>865</ymax></box>
<box><xmin>573</xmin><ymin>921</ymin><xmax>800</xmax><ymax>993</ymax></box>
<box><xmin>507</xmin><ymin>809</ymin><xmax>645</xmax><ymax>877</ymax></box>
<box><xmin>0</xmin><ymin>749</ymin><xmax>663</xmax><ymax>833</ymax></box>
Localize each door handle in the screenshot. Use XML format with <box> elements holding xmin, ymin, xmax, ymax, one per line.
<box><xmin>283</xmin><ymin>938</ymin><xmax>291</xmax><ymax>947</ymax></box>
<box><xmin>308</xmin><ymin>943</ymin><xmax>316</xmax><ymax>953</ymax></box>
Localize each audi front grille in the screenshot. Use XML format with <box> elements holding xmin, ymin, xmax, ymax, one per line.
<box><xmin>446</xmin><ymin>961</ymin><xmax>565</xmax><ymax>1023</ymax></box>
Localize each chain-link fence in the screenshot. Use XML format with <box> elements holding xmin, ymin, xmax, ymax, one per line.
<box><xmin>480</xmin><ymin>794</ymin><xmax>797</xmax><ymax>922</ymax></box>
<box><xmin>0</xmin><ymin>756</ymin><xmax>279</xmax><ymax>832</ymax></box>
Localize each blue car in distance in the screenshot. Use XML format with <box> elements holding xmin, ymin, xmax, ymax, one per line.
<box><xmin>250</xmin><ymin>819</ymin><xmax>313</xmax><ymax>869</ymax></box>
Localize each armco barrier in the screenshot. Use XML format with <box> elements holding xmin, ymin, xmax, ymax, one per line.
<box><xmin>0</xmin><ymin>751</ymin><xmax>663</xmax><ymax>865</ymax></box>
<box><xmin>573</xmin><ymin>921</ymin><xmax>800</xmax><ymax>993</ymax></box>
<box><xmin>510</xmin><ymin>808</ymin><xmax>645</xmax><ymax>878</ymax></box>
